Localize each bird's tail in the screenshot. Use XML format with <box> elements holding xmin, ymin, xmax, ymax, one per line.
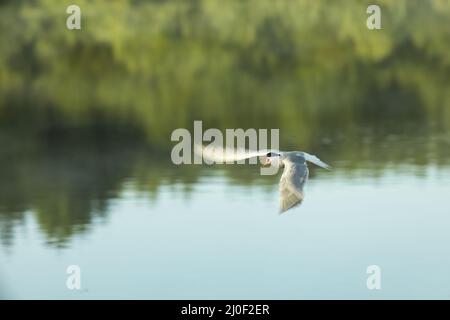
<box><xmin>303</xmin><ymin>152</ymin><xmax>331</xmax><ymax>170</ymax></box>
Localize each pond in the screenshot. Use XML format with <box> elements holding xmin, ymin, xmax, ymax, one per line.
<box><xmin>0</xmin><ymin>0</ymin><xmax>449</xmax><ymax>299</ymax></box>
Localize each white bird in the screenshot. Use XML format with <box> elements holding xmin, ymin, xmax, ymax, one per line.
<box><xmin>195</xmin><ymin>145</ymin><xmax>331</xmax><ymax>213</ymax></box>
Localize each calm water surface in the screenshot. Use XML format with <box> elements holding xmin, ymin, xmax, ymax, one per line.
<box><xmin>1</xmin><ymin>134</ymin><xmax>450</xmax><ymax>299</ymax></box>
<box><xmin>1</xmin><ymin>0</ymin><xmax>450</xmax><ymax>300</ymax></box>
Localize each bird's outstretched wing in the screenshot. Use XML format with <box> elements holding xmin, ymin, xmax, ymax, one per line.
<box><xmin>194</xmin><ymin>144</ymin><xmax>278</xmax><ymax>164</ymax></box>
<box><xmin>302</xmin><ymin>152</ymin><xmax>331</xmax><ymax>170</ymax></box>
<box><xmin>279</xmin><ymin>163</ymin><xmax>309</xmax><ymax>213</ymax></box>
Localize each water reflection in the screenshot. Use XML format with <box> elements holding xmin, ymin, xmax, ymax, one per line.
<box><xmin>0</xmin><ymin>125</ymin><xmax>449</xmax><ymax>248</ymax></box>
<box><xmin>0</xmin><ymin>0</ymin><xmax>450</xmax><ymax>298</ymax></box>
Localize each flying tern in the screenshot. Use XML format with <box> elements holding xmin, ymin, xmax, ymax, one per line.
<box><xmin>195</xmin><ymin>145</ymin><xmax>331</xmax><ymax>213</ymax></box>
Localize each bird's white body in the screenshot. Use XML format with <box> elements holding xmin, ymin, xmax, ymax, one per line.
<box><xmin>196</xmin><ymin>146</ymin><xmax>330</xmax><ymax>213</ymax></box>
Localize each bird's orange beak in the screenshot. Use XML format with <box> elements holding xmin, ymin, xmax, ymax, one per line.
<box><xmin>259</xmin><ymin>156</ymin><xmax>271</xmax><ymax>167</ymax></box>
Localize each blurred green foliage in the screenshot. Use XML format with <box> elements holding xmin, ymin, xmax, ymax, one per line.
<box><xmin>0</xmin><ymin>0</ymin><xmax>450</xmax><ymax>245</ymax></box>
<box><xmin>1</xmin><ymin>0</ymin><xmax>449</xmax><ymax>144</ymax></box>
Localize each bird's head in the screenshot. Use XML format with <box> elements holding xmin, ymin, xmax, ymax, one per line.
<box><xmin>260</xmin><ymin>152</ymin><xmax>283</xmax><ymax>167</ymax></box>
